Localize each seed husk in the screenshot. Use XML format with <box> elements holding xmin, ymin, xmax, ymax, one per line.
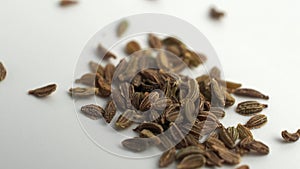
<box><xmin>81</xmin><ymin>104</ymin><xmax>105</xmax><ymax>120</ymax></box>
<box><xmin>177</xmin><ymin>154</ymin><xmax>206</xmax><ymax>169</ymax></box>
<box><xmin>103</xmin><ymin>100</ymin><xmax>116</xmax><ymax>123</ymax></box>
<box><xmin>0</xmin><ymin>62</ymin><xmax>7</xmax><ymax>81</ymax></box>
<box><xmin>122</xmin><ymin>137</ymin><xmax>149</xmax><ymax>152</ymax></box>
<box><xmin>281</xmin><ymin>130</ymin><xmax>300</xmax><ymax>142</ymax></box>
<box><xmin>244</xmin><ymin>114</ymin><xmax>267</xmax><ymax>129</ymax></box>
<box><xmin>236</xmin><ymin>101</ymin><xmax>268</xmax><ymax>116</ymax></box>
<box><xmin>116</xmin><ymin>20</ymin><xmax>128</xmax><ymax>37</ymax></box>
<box><xmin>234</xmin><ymin>88</ymin><xmax>269</xmax><ymax>100</ymax></box>
<box><xmin>125</xmin><ymin>41</ymin><xmax>141</xmax><ymax>55</ymax></box>
<box><xmin>69</xmin><ymin>87</ymin><xmax>98</xmax><ymax>97</ymax></box>
<box><xmin>28</xmin><ymin>84</ymin><xmax>57</xmax><ymax>97</ymax></box>
<box><xmin>104</xmin><ymin>63</ymin><xmax>115</xmax><ymax>84</ymax></box>
<box><xmin>133</xmin><ymin>122</ymin><xmax>164</xmax><ymax>135</ymax></box>
<box><xmin>159</xmin><ymin>147</ymin><xmax>176</xmax><ymax>168</ymax></box>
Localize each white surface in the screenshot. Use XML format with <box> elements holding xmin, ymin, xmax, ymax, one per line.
<box><xmin>0</xmin><ymin>0</ymin><xmax>300</xmax><ymax>169</ymax></box>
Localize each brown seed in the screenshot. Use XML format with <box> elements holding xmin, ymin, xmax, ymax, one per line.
<box><xmin>244</xmin><ymin>114</ymin><xmax>267</xmax><ymax>129</ymax></box>
<box><xmin>211</xmin><ymin>145</ymin><xmax>241</xmax><ymax>165</ymax></box>
<box><xmin>133</xmin><ymin>122</ymin><xmax>164</xmax><ymax>135</ymax></box>
<box><xmin>281</xmin><ymin>130</ymin><xmax>300</xmax><ymax>142</ymax></box>
<box><xmin>97</xmin><ymin>44</ymin><xmax>117</xmax><ymax>60</ymax></box>
<box><xmin>140</xmin><ymin>129</ymin><xmax>161</xmax><ymax>145</ymax></box>
<box><xmin>210</xmin><ymin>67</ymin><xmax>221</xmax><ymax>79</ymax></box>
<box><xmin>0</xmin><ymin>62</ymin><xmax>7</xmax><ymax>81</ymax></box>
<box><xmin>242</xmin><ymin>139</ymin><xmax>269</xmax><ymax>155</ymax></box>
<box><xmin>176</xmin><ymin>146</ymin><xmax>205</xmax><ymax>161</ymax></box>
<box><xmin>115</xmin><ymin>109</ymin><xmax>136</xmax><ymax>129</ymax></box>
<box><xmin>177</xmin><ymin>154</ymin><xmax>206</xmax><ymax>169</ymax></box>
<box><xmin>234</xmin><ymin>88</ymin><xmax>269</xmax><ymax>100</ymax></box>
<box><xmin>162</xmin><ymin>37</ymin><xmax>183</xmax><ymax>46</ymax></box>
<box><xmin>69</xmin><ymin>87</ymin><xmax>98</xmax><ymax>97</ymax></box>
<box><xmin>225</xmin><ymin>81</ymin><xmax>242</xmax><ymax>90</ymax></box>
<box><xmin>159</xmin><ymin>147</ymin><xmax>176</xmax><ymax>168</ymax></box>
<box><xmin>237</xmin><ymin>124</ymin><xmax>253</xmax><ymax>140</ymax></box>
<box><xmin>89</xmin><ymin>61</ymin><xmax>104</xmax><ymax>76</ymax></box>
<box><xmin>111</xmin><ymin>89</ymin><xmax>126</xmax><ymax>111</ymax></box>
<box><xmin>236</xmin><ymin>101</ymin><xmax>268</xmax><ymax>116</ymax></box>
<box><xmin>125</xmin><ymin>41</ymin><xmax>141</xmax><ymax>55</ymax></box>
<box><xmin>59</xmin><ymin>0</ymin><xmax>78</xmax><ymax>7</ymax></box>
<box><xmin>104</xmin><ymin>63</ymin><xmax>115</xmax><ymax>84</ymax></box>
<box><xmin>81</xmin><ymin>104</ymin><xmax>105</xmax><ymax>120</ymax></box>
<box><xmin>204</xmin><ymin>150</ymin><xmax>224</xmax><ymax>167</ymax></box>
<box><xmin>219</xmin><ymin>126</ymin><xmax>236</xmax><ymax>149</ymax></box>
<box><xmin>211</xmin><ymin>78</ymin><xmax>226</xmax><ymax>106</ymax></box>
<box><xmin>28</xmin><ymin>84</ymin><xmax>57</xmax><ymax>97</ymax></box>
<box><xmin>122</xmin><ymin>137</ymin><xmax>149</xmax><ymax>152</ymax></box>
<box><xmin>97</xmin><ymin>75</ymin><xmax>111</xmax><ymax>97</ymax></box>
<box><xmin>166</xmin><ymin>45</ymin><xmax>181</xmax><ymax>56</ymax></box>
<box><xmin>104</xmin><ymin>100</ymin><xmax>116</xmax><ymax>123</ymax></box>
<box><xmin>225</xmin><ymin>91</ymin><xmax>235</xmax><ymax>107</ymax></box>
<box><xmin>236</xmin><ymin>165</ymin><xmax>250</xmax><ymax>169</ymax></box>
<box><xmin>210</xmin><ymin>107</ymin><xmax>226</xmax><ymax>118</ymax></box>
<box><xmin>227</xmin><ymin>127</ymin><xmax>239</xmax><ymax>143</ymax></box>
<box><xmin>148</xmin><ymin>34</ymin><xmax>162</xmax><ymax>49</ymax></box>
<box><xmin>209</xmin><ymin>7</ymin><xmax>225</xmax><ymax>20</ymax></box>
<box><xmin>117</xmin><ymin>20</ymin><xmax>129</xmax><ymax>37</ymax></box>
<box><xmin>75</xmin><ymin>73</ymin><xmax>99</xmax><ymax>86</ymax></box>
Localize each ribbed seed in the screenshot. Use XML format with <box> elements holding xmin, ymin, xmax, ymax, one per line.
<box><xmin>281</xmin><ymin>130</ymin><xmax>300</xmax><ymax>142</ymax></box>
<box><xmin>234</xmin><ymin>88</ymin><xmax>269</xmax><ymax>100</ymax></box>
<box><xmin>177</xmin><ymin>154</ymin><xmax>206</xmax><ymax>169</ymax></box>
<box><xmin>81</xmin><ymin>104</ymin><xmax>105</xmax><ymax>120</ymax></box>
<box><xmin>122</xmin><ymin>138</ymin><xmax>149</xmax><ymax>152</ymax></box>
<box><xmin>237</xmin><ymin>124</ymin><xmax>253</xmax><ymax>140</ymax></box>
<box><xmin>227</xmin><ymin>127</ymin><xmax>239</xmax><ymax>142</ymax></box>
<box><xmin>244</xmin><ymin>114</ymin><xmax>267</xmax><ymax>129</ymax></box>
<box><xmin>176</xmin><ymin>146</ymin><xmax>205</xmax><ymax>161</ymax></box>
<box><xmin>29</xmin><ymin>84</ymin><xmax>57</xmax><ymax>97</ymax></box>
<box><xmin>219</xmin><ymin>126</ymin><xmax>236</xmax><ymax>149</ymax></box>
<box><xmin>236</xmin><ymin>101</ymin><xmax>268</xmax><ymax>115</ymax></box>
<box><xmin>159</xmin><ymin>147</ymin><xmax>176</xmax><ymax>168</ymax></box>
<box><xmin>115</xmin><ymin>109</ymin><xmax>136</xmax><ymax>129</ymax></box>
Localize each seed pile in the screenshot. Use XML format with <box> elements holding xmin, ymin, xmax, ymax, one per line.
<box><xmin>71</xmin><ymin>32</ymin><xmax>275</xmax><ymax>168</ymax></box>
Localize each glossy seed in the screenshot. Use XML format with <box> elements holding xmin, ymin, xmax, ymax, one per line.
<box><xmin>28</xmin><ymin>84</ymin><xmax>57</xmax><ymax>97</ymax></box>
<box><xmin>236</xmin><ymin>101</ymin><xmax>268</xmax><ymax>115</ymax></box>
<box><xmin>244</xmin><ymin>114</ymin><xmax>267</xmax><ymax>129</ymax></box>
<box><xmin>159</xmin><ymin>147</ymin><xmax>176</xmax><ymax>168</ymax></box>
<box><xmin>281</xmin><ymin>130</ymin><xmax>300</xmax><ymax>142</ymax></box>
<box><xmin>234</xmin><ymin>88</ymin><xmax>269</xmax><ymax>100</ymax></box>
<box><xmin>0</xmin><ymin>62</ymin><xmax>7</xmax><ymax>81</ymax></box>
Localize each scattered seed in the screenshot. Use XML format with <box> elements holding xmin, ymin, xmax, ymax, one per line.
<box><xmin>28</xmin><ymin>84</ymin><xmax>57</xmax><ymax>97</ymax></box>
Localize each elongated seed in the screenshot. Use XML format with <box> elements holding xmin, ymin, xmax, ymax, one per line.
<box><xmin>177</xmin><ymin>154</ymin><xmax>206</xmax><ymax>169</ymax></box>
<box><xmin>81</xmin><ymin>104</ymin><xmax>105</xmax><ymax>120</ymax></box>
<box><xmin>159</xmin><ymin>147</ymin><xmax>176</xmax><ymax>168</ymax></box>
<box><xmin>234</xmin><ymin>88</ymin><xmax>269</xmax><ymax>100</ymax></box>
<box><xmin>29</xmin><ymin>84</ymin><xmax>57</xmax><ymax>97</ymax></box>
<box><xmin>244</xmin><ymin>114</ymin><xmax>267</xmax><ymax>129</ymax></box>
<box><xmin>236</xmin><ymin>101</ymin><xmax>268</xmax><ymax>115</ymax></box>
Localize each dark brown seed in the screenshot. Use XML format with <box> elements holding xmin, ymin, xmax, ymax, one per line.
<box><xmin>162</xmin><ymin>37</ymin><xmax>183</xmax><ymax>46</ymax></box>
<box><xmin>159</xmin><ymin>147</ymin><xmax>176</xmax><ymax>168</ymax></box>
<box><xmin>104</xmin><ymin>63</ymin><xmax>115</xmax><ymax>84</ymax></box>
<box><xmin>176</xmin><ymin>146</ymin><xmax>205</xmax><ymax>161</ymax></box>
<box><xmin>281</xmin><ymin>130</ymin><xmax>300</xmax><ymax>142</ymax></box>
<box><xmin>237</xmin><ymin>124</ymin><xmax>253</xmax><ymax>140</ymax></box>
<box><xmin>28</xmin><ymin>84</ymin><xmax>57</xmax><ymax>97</ymax></box>
<box><xmin>125</xmin><ymin>41</ymin><xmax>141</xmax><ymax>55</ymax></box>
<box><xmin>0</xmin><ymin>62</ymin><xmax>7</xmax><ymax>81</ymax></box>
<box><xmin>104</xmin><ymin>100</ymin><xmax>116</xmax><ymax>123</ymax></box>
<box><xmin>236</xmin><ymin>101</ymin><xmax>268</xmax><ymax>116</ymax></box>
<box><xmin>69</xmin><ymin>87</ymin><xmax>99</xmax><ymax>97</ymax></box>
<box><xmin>59</xmin><ymin>0</ymin><xmax>78</xmax><ymax>7</ymax></box>
<box><xmin>244</xmin><ymin>114</ymin><xmax>267</xmax><ymax>129</ymax></box>
<box><xmin>204</xmin><ymin>151</ymin><xmax>224</xmax><ymax>167</ymax></box>
<box><xmin>75</xmin><ymin>73</ymin><xmax>99</xmax><ymax>86</ymax></box>
<box><xmin>122</xmin><ymin>138</ymin><xmax>149</xmax><ymax>152</ymax></box>
<box><xmin>97</xmin><ymin>44</ymin><xmax>117</xmax><ymax>60</ymax></box>
<box><xmin>97</xmin><ymin>76</ymin><xmax>111</xmax><ymax>97</ymax></box>
<box><xmin>236</xmin><ymin>165</ymin><xmax>250</xmax><ymax>169</ymax></box>
<box><xmin>133</xmin><ymin>122</ymin><xmax>164</xmax><ymax>135</ymax></box>
<box><xmin>148</xmin><ymin>34</ymin><xmax>162</xmax><ymax>49</ymax></box>
<box><xmin>234</xmin><ymin>88</ymin><xmax>269</xmax><ymax>100</ymax></box>
<box><xmin>117</xmin><ymin>20</ymin><xmax>128</xmax><ymax>37</ymax></box>
<box><xmin>177</xmin><ymin>154</ymin><xmax>206</xmax><ymax>169</ymax></box>
<box><xmin>81</xmin><ymin>104</ymin><xmax>105</xmax><ymax>120</ymax></box>
<box><xmin>241</xmin><ymin>139</ymin><xmax>269</xmax><ymax>155</ymax></box>
<box><xmin>209</xmin><ymin>7</ymin><xmax>225</xmax><ymax>20</ymax></box>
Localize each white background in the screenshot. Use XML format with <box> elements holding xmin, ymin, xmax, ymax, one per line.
<box><xmin>0</xmin><ymin>0</ymin><xmax>300</xmax><ymax>168</ymax></box>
